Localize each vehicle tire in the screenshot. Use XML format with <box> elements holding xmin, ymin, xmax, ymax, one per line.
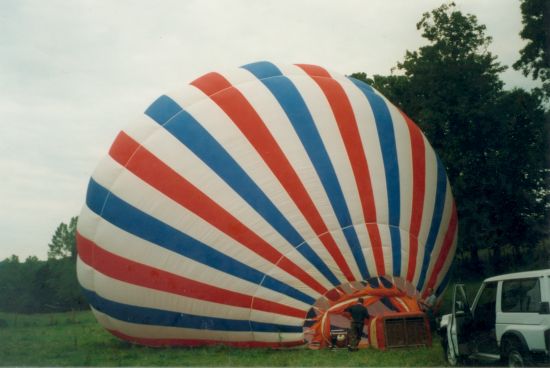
<box><xmin>502</xmin><ymin>338</ymin><xmax>532</xmax><ymax>367</ymax></box>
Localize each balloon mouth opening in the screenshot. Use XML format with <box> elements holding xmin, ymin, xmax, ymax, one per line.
<box><xmin>303</xmin><ymin>276</ymin><xmax>423</xmax><ymax>349</ymax></box>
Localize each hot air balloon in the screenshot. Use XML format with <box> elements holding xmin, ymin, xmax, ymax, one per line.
<box><xmin>76</xmin><ymin>61</ymin><xmax>458</xmax><ymax>348</ymax></box>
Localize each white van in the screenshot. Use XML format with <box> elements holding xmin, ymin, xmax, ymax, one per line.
<box><xmin>439</xmin><ymin>269</ymin><xmax>550</xmax><ymax>366</ymax></box>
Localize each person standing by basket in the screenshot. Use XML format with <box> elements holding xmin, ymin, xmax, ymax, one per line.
<box><xmin>344</xmin><ymin>297</ymin><xmax>370</xmax><ymax>351</ymax></box>
<box><xmin>419</xmin><ymin>288</ymin><xmax>437</xmax><ymax>331</ymax></box>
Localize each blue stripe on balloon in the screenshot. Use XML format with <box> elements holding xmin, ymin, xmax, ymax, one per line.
<box><xmin>144</xmin><ymin>95</ymin><xmax>341</xmax><ymax>287</ymax></box>
<box><xmin>145</xmin><ymin>94</ymin><xmax>182</xmax><ymax>124</ymax></box>
<box><xmin>349</xmin><ymin>78</ymin><xmax>402</xmax><ymax>276</ymax></box>
<box><xmin>82</xmin><ymin>288</ymin><xmax>302</xmax><ymax>333</ymax></box>
<box><xmin>367</xmin><ymin>277</ymin><xmax>380</xmax><ymax>288</ymax></box>
<box><xmin>379</xmin><ymin>296</ymin><xmax>399</xmax><ymax>312</ymax></box>
<box><xmin>417</xmin><ymin>158</ymin><xmax>448</xmax><ymax>290</ymax></box>
<box><xmin>379</xmin><ymin>276</ymin><xmax>394</xmax><ymax>289</ymax></box>
<box><xmin>85</xmin><ymin>178</ymin><xmax>316</xmax><ymax>305</ymax></box>
<box><xmin>389</xmin><ymin>227</ymin><xmax>402</xmax><ymax>276</ymax></box>
<box><xmin>242</xmin><ymin>61</ymin><xmax>369</xmax><ymax>281</ymax></box>
<box><xmin>240</xmin><ymin>61</ymin><xmax>282</xmax><ymax>80</ymax></box>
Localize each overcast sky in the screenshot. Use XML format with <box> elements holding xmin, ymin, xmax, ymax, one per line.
<box><xmin>0</xmin><ymin>0</ymin><xmax>540</xmax><ymax>261</ymax></box>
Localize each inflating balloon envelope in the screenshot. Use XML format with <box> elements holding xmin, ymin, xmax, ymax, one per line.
<box><xmin>76</xmin><ymin>61</ymin><xmax>458</xmax><ymax>348</ymax></box>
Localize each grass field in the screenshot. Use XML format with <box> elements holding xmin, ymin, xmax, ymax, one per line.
<box><xmin>0</xmin><ymin>310</ymin><xmax>449</xmax><ymax>366</ymax></box>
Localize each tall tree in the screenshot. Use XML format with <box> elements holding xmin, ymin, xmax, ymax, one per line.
<box><xmin>485</xmin><ymin>89</ymin><xmax>548</xmax><ymax>271</ymax></box>
<box><xmin>353</xmin><ymin>2</ymin><xmax>549</xmax><ymax>275</ymax></box>
<box><xmin>45</xmin><ymin>216</ymin><xmax>86</xmax><ymax>311</ymax></box>
<box><xmin>513</xmin><ymin>0</ymin><xmax>550</xmax><ymax>98</ymax></box>
<box><xmin>391</xmin><ymin>2</ymin><xmax>505</xmax><ymax>272</ymax></box>
<box><xmin>0</xmin><ymin>256</ymin><xmax>23</xmax><ymax>312</ymax></box>
<box><xmin>47</xmin><ymin>216</ymin><xmax>78</xmax><ymax>260</ymax></box>
<box><xmin>0</xmin><ymin>255</ymin><xmax>45</xmax><ymax>313</ymax></box>
<box><xmin>0</xmin><ymin>217</ymin><xmax>87</xmax><ymax>313</ymax></box>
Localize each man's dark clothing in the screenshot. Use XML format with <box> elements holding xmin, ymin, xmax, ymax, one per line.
<box><xmin>344</xmin><ymin>303</ymin><xmax>370</xmax><ymax>350</ymax></box>
<box><xmin>345</xmin><ymin>303</ymin><xmax>370</xmax><ymax>323</ymax></box>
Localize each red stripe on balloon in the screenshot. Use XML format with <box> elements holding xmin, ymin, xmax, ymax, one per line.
<box><xmin>191</xmin><ymin>72</ymin><xmax>356</xmax><ymax>282</ymax></box>
<box><xmin>107</xmin><ymin>329</ymin><xmax>304</xmax><ymax>348</ymax></box>
<box><xmin>77</xmin><ymin>232</ymin><xmax>306</xmax><ymax>319</ymax></box>
<box><xmin>297</xmin><ymin>64</ymin><xmax>385</xmax><ymax>276</ymax></box>
<box><xmin>108</xmin><ymin>131</ymin><xmax>327</xmax><ymax>296</ymax></box>
<box><xmin>189</xmin><ymin>72</ymin><xmax>231</xmax><ymax>96</ymax></box>
<box><xmin>424</xmin><ymin>201</ymin><xmax>458</xmax><ymax>295</ymax></box>
<box><xmin>401</xmin><ymin>111</ymin><xmax>426</xmax><ymax>282</ymax></box>
<box><xmin>295</xmin><ymin>64</ymin><xmax>331</xmax><ymax>78</ymax></box>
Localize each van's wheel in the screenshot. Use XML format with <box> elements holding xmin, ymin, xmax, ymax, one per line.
<box><xmin>502</xmin><ymin>338</ymin><xmax>532</xmax><ymax>367</ymax></box>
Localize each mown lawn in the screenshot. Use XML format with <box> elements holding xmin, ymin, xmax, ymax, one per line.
<box><xmin>0</xmin><ymin>310</ymin><xmax>448</xmax><ymax>366</ymax></box>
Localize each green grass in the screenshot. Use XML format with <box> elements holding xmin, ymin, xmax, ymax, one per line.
<box><xmin>0</xmin><ymin>310</ymin><xmax>448</xmax><ymax>366</ymax></box>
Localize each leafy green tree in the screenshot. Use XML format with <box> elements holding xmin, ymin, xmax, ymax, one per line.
<box><xmin>47</xmin><ymin>216</ymin><xmax>78</xmax><ymax>260</ymax></box>
<box><xmin>484</xmin><ymin>89</ymin><xmax>548</xmax><ymax>271</ymax></box>
<box><xmin>513</xmin><ymin>0</ymin><xmax>550</xmax><ymax>98</ymax></box>
<box><xmin>0</xmin><ymin>256</ymin><xmax>23</xmax><ymax>312</ymax></box>
<box><xmin>385</xmin><ymin>2</ymin><xmax>506</xmax><ymax>272</ymax></box>
<box><xmin>0</xmin><ymin>255</ymin><xmax>45</xmax><ymax>313</ymax></box>
<box><xmin>349</xmin><ymin>72</ymin><xmax>412</xmax><ymax>112</ymax></box>
<box><xmin>0</xmin><ymin>216</ymin><xmax>87</xmax><ymax>313</ymax></box>
<box><xmin>45</xmin><ymin>216</ymin><xmax>87</xmax><ymax>311</ymax></box>
<box><xmin>47</xmin><ymin>259</ymin><xmax>87</xmax><ymax>311</ymax></box>
<box><xmin>352</xmin><ymin>3</ymin><xmax>549</xmax><ymax>275</ymax></box>
<box><xmin>31</xmin><ymin>261</ymin><xmax>58</xmax><ymax>311</ymax></box>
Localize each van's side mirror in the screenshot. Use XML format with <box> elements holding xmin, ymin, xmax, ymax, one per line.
<box><xmin>539</xmin><ymin>301</ymin><xmax>550</xmax><ymax>314</ymax></box>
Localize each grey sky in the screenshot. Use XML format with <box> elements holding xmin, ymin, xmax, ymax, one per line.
<box><xmin>0</xmin><ymin>0</ymin><xmax>540</xmax><ymax>261</ymax></box>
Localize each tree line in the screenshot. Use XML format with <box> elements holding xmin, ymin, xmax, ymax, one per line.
<box><xmin>0</xmin><ymin>217</ymin><xmax>87</xmax><ymax>313</ymax></box>
<box><xmin>0</xmin><ymin>1</ymin><xmax>548</xmax><ymax>313</ymax></box>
